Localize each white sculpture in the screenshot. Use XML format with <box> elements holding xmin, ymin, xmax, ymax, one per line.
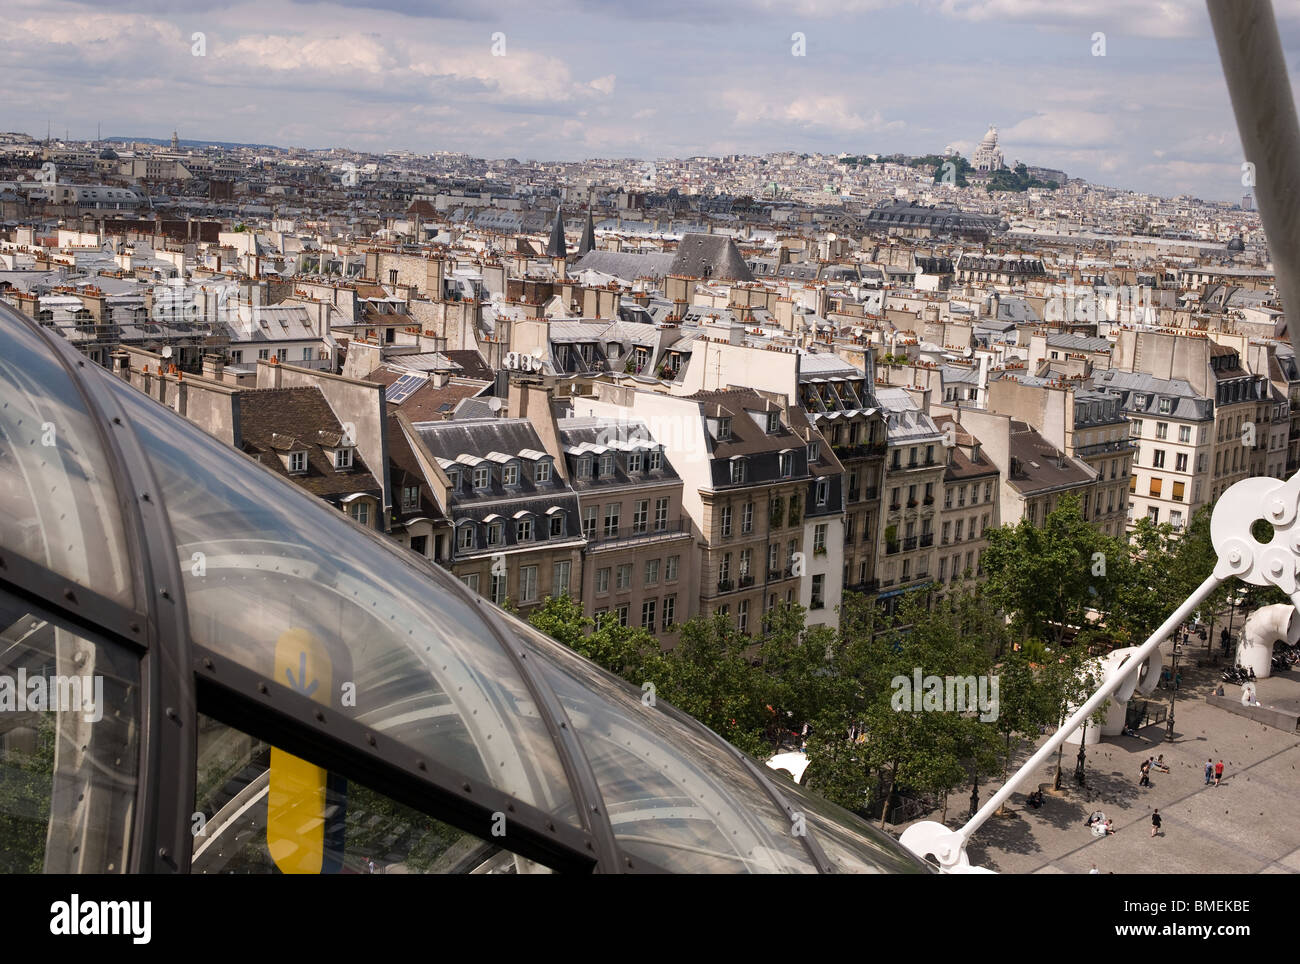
<box><xmin>1238</xmin><ymin>602</ymin><xmax>1299</xmax><ymax>679</ymax></box>
<box><xmin>1061</xmin><ymin>644</ymin><xmax>1162</xmax><ymax>744</ymax></box>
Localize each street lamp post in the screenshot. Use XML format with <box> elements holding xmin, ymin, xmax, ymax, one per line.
<box><xmin>1166</xmin><ymin>642</ymin><xmax>1181</xmax><ymax>740</ymax></box>
<box><xmin>1074</xmin><ymin>719</ymin><xmax>1087</xmax><ymax>784</ymax></box>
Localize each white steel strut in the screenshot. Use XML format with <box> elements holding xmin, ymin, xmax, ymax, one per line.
<box><xmin>901</xmin><ymin>473</ymin><xmax>1300</xmax><ymax>872</ymax></box>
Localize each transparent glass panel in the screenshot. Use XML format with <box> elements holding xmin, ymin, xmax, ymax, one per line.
<box><xmin>774</xmin><ymin>776</ymin><xmax>932</xmax><ymax>874</ymax></box>
<box><xmin>108</xmin><ymin>378</ymin><xmax>577</xmax><ymax>826</ymax></box>
<box><xmin>193</xmin><ymin>715</ymin><xmax>551</xmax><ymax>874</ymax></box>
<box><xmin>0</xmin><ymin>591</ymin><xmax>140</xmax><ymax>873</ymax></box>
<box><xmin>494</xmin><ymin>610</ymin><xmax>818</xmax><ymax>874</ymax></box>
<box><xmin>0</xmin><ymin>312</ymin><xmax>132</xmax><ymax>604</ymax></box>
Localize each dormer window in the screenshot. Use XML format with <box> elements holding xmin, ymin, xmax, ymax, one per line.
<box><xmin>766</xmin><ymin>411</ymin><xmax>780</xmax><ymax>433</ymax></box>
<box><xmin>628</xmin><ymin>452</ymin><xmax>643</xmax><ymax>473</ymax></box>
<box><xmin>534</xmin><ymin>460</ymin><xmax>552</xmax><ymax>483</ymax></box>
<box><xmin>487</xmin><ymin>521</ymin><xmax>504</xmax><ymax>546</ymax></box>
<box><xmin>457</xmin><ymin>523</ymin><xmax>475</xmax><ymax>550</ymax></box>
<box><xmin>599</xmin><ymin>453</ymin><xmax>616</xmax><ymax>477</ymax></box>
<box><xmin>730</xmin><ymin>457</ymin><xmax>748</xmax><ymax>484</ymax></box>
<box><xmin>289</xmin><ymin>451</ymin><xmax>307</xmax><ymax>474</ymax></box>
<box><xmin>516</xmin><ymin>517</ymin><xmax>533</xmax><ymax>541</ymax></box>
<box><xmin>780</xmin><ymin>452</ymin><xmax>793</xmax><ymax>478</ymax></box>
<box><xmin>334</xmin><ymin>448</ymin><xmax>353</xmax><ymax>470</ymax></box>
<box><xmin>808</xmin><ymin>441</ymin><xmax>820</xmax><ymax>463</ymax></box>
<box><xmin>649</xmin><ymin>450</ymin><xmax>663</xmax><ymax>471</ymax></box>
<box><xmin>1135</xmin><ymin>393</ymin><xmax>1147</xmax><ymax>408</ymax></box>
<box><xmin>473</xmin><ymin>466</ymin><xmax>490</xmax><ymax>490</ymax></box>
<box><xmin>401</xmin><ymin>484</ymin><xmax>419</xmax><ymax>512</ymax></box>
<box><xmin>715</xmin><ymin>417</ymin><xmax>732</xmax><ymax>442</ymax></box>
<box><xmin>1158</xmin><ymin>397</ymin><xmax>1171</xmax><ymax>414</ymax></box>
<box><xmin>502</xmin><ymin>462</ymin><xmax>520</xmax><ymax>486</ymax></box>
<box><xmin>447</xmin><ymin>468</ymin><xmax>461</xmax><ymax>490</ymax></box>
<box><xmin>550</xmin><ymin>513</ymin><xmax>564</xmax><ymax>537</ymax></box>
<box><xmin>577</xmin><ymin>456</ymin><xmax>593</xmax><ymax>480</ymax></box>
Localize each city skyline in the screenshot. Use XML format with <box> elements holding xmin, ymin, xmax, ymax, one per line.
<box><xmin>8</xmin><ymin>0</ymin><xmax>1300</xmax><ymax>202</ymax></box>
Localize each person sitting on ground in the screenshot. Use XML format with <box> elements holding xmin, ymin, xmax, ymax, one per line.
<box><xmin>1027</xmin><ymin>789</ymin><xmax>1044</xmax><ymax>809</ymax></box>
<box><xmin>1085</xmin><ymin>810</ymin><xmax>1104</xmax><ymax>828</ymax></box>
<box><xmin>1153</xmin><ymin>755</ymin><xmax>1170</xmax><ymax>773</ymax></box>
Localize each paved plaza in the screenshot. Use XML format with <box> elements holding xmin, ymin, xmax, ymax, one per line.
<box><xmin>900</xmin><ymin>644</ymin><xmax>1300</xmax><ymax>874</ymax></box>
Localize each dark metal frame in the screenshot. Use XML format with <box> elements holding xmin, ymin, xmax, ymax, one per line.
<box><xmin>0</xmin><ymin>301</ymin><xmax>845</xmax><ymax>875</ymax></box>
<box><xmin>193</xmin><ymin>645</ymin><xmax>597</xmax><ymax>872</ymax></box>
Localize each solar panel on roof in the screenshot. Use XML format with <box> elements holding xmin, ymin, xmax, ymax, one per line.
<box><xmin>386</xmin><ymin>372</ymin><xmax>426</xmax><ymax>405</ymax></box>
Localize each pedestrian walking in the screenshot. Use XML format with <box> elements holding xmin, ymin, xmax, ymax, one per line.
<box><xmin>1214</xmin><ymin>760</ymin><xmax>1224</xmax><ymax>786</ymax></box>
<box><xmin>1204</xmin><ymin>758</ymin><xmax>1213</xmax><ymax>785</ymax></box>
<box><xmin>1139</xmin><ymin>757</ymin><xmax>1151</xmax><ymax>787</ymax></box>
<box><xmin>1151</xmin><ymin>809</ymin><xmax>1162</xmax><ymax>838</ymax></box>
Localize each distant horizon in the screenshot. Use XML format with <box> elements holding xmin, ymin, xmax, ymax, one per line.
<box><xmin>10</xmin><ymin>128</ymin><xmax>1249</xmax><ymax>209</ymax></box>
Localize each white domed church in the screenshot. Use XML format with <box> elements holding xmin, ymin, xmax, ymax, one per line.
<box><xmin>973</xmin><ymin>125</ymin><xmax>1004</xmax><ymax>172</ymax></box>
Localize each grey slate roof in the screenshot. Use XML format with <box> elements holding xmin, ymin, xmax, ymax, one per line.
<box><xmin>1092</xmin><ymin>369</ymin><xmax>1213</xmax><ymax>421</ymax></box>
<box><xmin>572</xmin><ymin>250</ymin><xmax>676</xmax><ymax>281</ymax></box>
<box><xmin>667</xmin><ymin>233</ymin><xmax>754</xmax><ymax>282</ymax></box>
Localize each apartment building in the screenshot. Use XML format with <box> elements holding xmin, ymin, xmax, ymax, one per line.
<box><xmin>798</xmin><ymin>356</ymin><xmax>888</xmax><ymax>600</ymax></box>
<box><xmin>986</xmin><ymin>374</ymin><xmax>1133</xmax><ymax>537</ymax></box>
<box><xmin>557</xmin><ymin>417</ymin><xmax>697</xmax><ymax>640</ymax></box>
<box><xmin>1094</xmin><ymin>370</ymin><xmax>1213</xmax><ymax>531</ymax></box>
<box><xmin>876</xmin><ymin>387</ymin><xmax>946</xmax><ymax>617</ymax></box>
<box><xmin>572</xmin><ymin>382</ymin><xmax>831</xmax><ymax>633</ymax></box>
<box><xmin>401</xmin><ymin>416</ymin><xmax>586</xmax><ymax>616</ymax></box>
<box><xmin>939</xmin><ymin>407</ymin><xmax>1097</xmax><ymax>533</ymax></box>
<box><xmin>936</xmin><ymin>427</ymin><xmax>1000</xmax><ymax>593</ymax></box>
<box><xmin>1111</xmin><ymin>329</ymin><xmax>1268</xmax><ymax>509</ymax></box>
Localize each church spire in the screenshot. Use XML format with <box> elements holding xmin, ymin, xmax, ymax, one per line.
<box><xmin>578</xmin><ymin>199</ymin><xmax>595</xmax><ymax>256</ymax></box>
<box><xmin>546</xmin><ymin>203</ymin><xmax>567</xmax><ymax>259</ymax></box>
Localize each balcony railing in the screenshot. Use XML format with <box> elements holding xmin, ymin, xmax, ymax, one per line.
<box><xmin>717</xmin><ymin>578</ymin><xmax>734</xmax><ymax>593</ymax></box>
<box><xmin>903</xmin><ymin>536</ymin><xmax>918</xmax><ymax>550</ymax></box>
<box><xmin>920</xmin><ymin>533</ymin><xmax>933</xmax><ymax>547</ymax></box>
<box><xmin>1076</xmin><ymin>438</ymin><xmax>1136</xmax><ymax>458</ymax></box>
<box><xmin>585</xmin><ymin>517</ymin><xmax>687</xmax><ymax>548</ymax></box>
<box><xmin>738</xmin><ymin>573</ymin><xmax>755</xmax><ymax>589</ymax></box>
<box><xmin>885</xmin><ymin>541</ymin><xmax>900</xmax><ymax>555</ymax></box>
<box><xmin>922</xmin><ymin>495</ymin><xmax>934</xmax><ymax>505</ymax></box>
<box><xmin>848</xmin><ymin>488</ymin><xmax>859</xmax><ymax>502</ymax></box>
<box><xmin>810</xmin><ymin>599</ymin><xmax>825</xmax><ymax>610</ymax></box>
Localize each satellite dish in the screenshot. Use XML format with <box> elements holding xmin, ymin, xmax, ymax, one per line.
<box><xmin>487</xmin><ymin>397</ymin><xmax>504</xmax><ymax>413</ymax></box>
<box><xmin>531</xmin><ymin>347</ymin><xmax>544</xmax><ymax>360</ymax></box>
<box><xmin>161</xmin><ymin>346</ymin><xmax>174</xmax><ymax>359</ymax></box>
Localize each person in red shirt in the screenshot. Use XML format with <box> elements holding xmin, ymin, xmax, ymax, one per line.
<box><xmin>1214</xmin><ymin>760</ymin><xmax>1225</xmax><ymax>786</ymax></box>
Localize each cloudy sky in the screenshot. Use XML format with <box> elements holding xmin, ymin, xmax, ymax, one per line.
<box><xmin>6</xmin><ymin>0</ymin><xmax>1300</xmax><ymax>200</ymax></box>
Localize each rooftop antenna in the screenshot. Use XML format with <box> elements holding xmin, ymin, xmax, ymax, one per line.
<box><xmin>903</xmin><ymin>0</ymin><xmax>1300</xmax><ymax>873</ymax></box>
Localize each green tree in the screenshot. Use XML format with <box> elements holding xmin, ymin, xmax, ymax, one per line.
<box><xmin>527</xmin><ymin>593</ymin><xmax>663</xmax><ymax>681</ymax></box>
<box><xmin>0</xmin><ymin>715</ymin><xmax>55</xmax><ymax>873</ymax></box>
<box><xmin>1109</xmin><ymin>516</ymin><xmax>1180</xmax><ymax>646</ymax></box>
<box><xmin>1038</xmin><ymin>645</ymin><xmax>1107</xmax><ymax>790</ymax></box>
<box><xmin>983</xmin><ymin>495</ymin><xmax>1118</xmax><ymax>646</ymax></box>
<box><xmin>988</xmin><ymin>646</ymin><xmax>1053</xmax><ymax>813</ymax></box>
